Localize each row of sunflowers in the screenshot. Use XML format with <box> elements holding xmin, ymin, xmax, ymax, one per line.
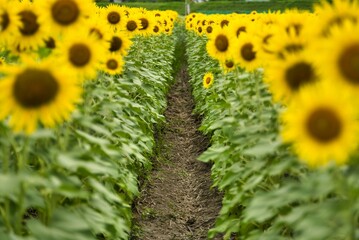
<box><xmin>186</xmin><ymin>0</ymin><xmax>359</xmax><ymax>239</ymax></box>
<box><xmin>0</xmin><ymin>0</ymin><xmax>178</xmax><ymax>239</ymax></box>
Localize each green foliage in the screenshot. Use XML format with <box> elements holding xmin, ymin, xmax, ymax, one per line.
<box><xmin>0</xmin><ymin>32</ymin><xmax>176</xmax><ymax>239</ymax></box>
<box><xmin>95</xmin><ymin>1</ymin><xmax>317</xmax><ymax>15</ymax></box>
<box><xmin>186</xmin><ymin>31</ymin><xmax>359</xmax><ymax>240</ymax></box>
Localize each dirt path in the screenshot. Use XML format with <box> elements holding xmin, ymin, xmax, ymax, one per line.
<box><xmin>132</xmin><ymin>59</ymin><xmax>222</xmax><ymax>240</ymax></box>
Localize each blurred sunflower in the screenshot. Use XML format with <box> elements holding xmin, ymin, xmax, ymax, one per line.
<box><xmin>230</xmin><ymin>32</ymin><xmax>261</xmax><ymax>72</ymax></box>
<box><xmin>123</xmin><ymin>15</ymin><xmax>141</xmax><ymax>37</ymax></box>
<box><xmin>0</xmin><ymin>58</ymin><xmax>82</xmax><ymax>134</ymax></box>
<box><xmin>204</xmin><ymin>21</ymin><xmax>217</xmax><ymax>36</ymax></box>
<box><xmin>138</xmin><ymin>11</ymin><xmax>154</xmax><ymax>36</ymax></box>
<box><xmin>228</xmin><ymin>17</ymin><xmax>248</xmax><ymax>38</ymax></box>
<box><xmin>313</xmin><ymin>0</ymin><xmax>359</xmax><ymax>37</ymax></box>
<box><xmin>102</xmin><ymin>53</ymin><xmax>124</xmax><ymax>76</ymax></box>
<box><xmin>14</xmin><ymin>0</ymin><xmax>49</xmax><ymax>51</ymax></box>
<box><xmin>107</xmin><ymin>32</ymin><xmax>132</xmax><ymax>56</ymax></box>
<box><xmin>55</xmin><ymin>30</ymin><xmax>106</xmax><ymax>80</ymax></box>
<box><xmin>281</xmin><ymin>82</ymin><xmax>359</xmax><ymax>167</ymax></box>
<box><xmin>102</xmin><ymin>4</ymin><xmax>127</xmax><ymax>32</ymax></box>
<box><xmin>0</xmin><ymin>0</ymin><xmax>21</xmax><ymax>46</ymax></box>
<box><xmin>265</xmin><ymin>52</ymin><xmax>319</xmax><ymax>103</ymax></box>
<box><xmin>220</xmin><ymin>58</ymin><xmax>236</xmax><ymax>74</ymax></box>
<box><xmin>86</xmin><ymin>14</ymin><xmax>110</xmax><ymax>41</ymax></box>
<box><xmin>203</xmin><ymin>72</ymin><xmax>214</xmax><ymax>89</ymax></box>
<box><xmin>314</xmin><ymin>22</ymin><xmax>359</xmax><ymax>91</ymax></box>
<box><xmin>278</xmin><ymin>9</ymin><xmax>310</xmax><ymax>37</ymax></box>
<box><xmin>38</xmin><ymin>0</ymin><xmax>93</xmax><ymax>34</ymax></box>
<box><xmin>206</xmin><ymin>26</ymin><xmax>233</xmax><ymax>62</ymax></box>
<box><xmin>266</xmin><ymin>27</ymin><xmax>308</xmax><ymax>60</ymax></box>
<box><xmin>151</xmin><ymin>22</ymin><xmax>163</xmax><ymax>35</ymax></box>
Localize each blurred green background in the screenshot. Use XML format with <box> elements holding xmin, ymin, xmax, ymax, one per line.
<box><xmin>95</xmin><ymin>0</ymin><xmax>321</xmax><ymax>15</ymax></box>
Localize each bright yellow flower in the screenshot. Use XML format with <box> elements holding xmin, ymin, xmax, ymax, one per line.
<box><xmin>37</xmin><ymin>0</ymin><xmax>94</xmax><ymax>35</ymax></box>
<box><xmin>312</xmin><ymin>21</ymin><xmax>359</xmax><ymax>93</ymax></box>
<box><xmin>55</xmin><ymin>30</ymin><xmax>106</xmax><ymax>81</ymax></box>
<box><xmin>101</xmin><ymin>53</ymin><xmax>124</xmax><ymax>76</ymax></box>
<box><xmin>230</xmin><ymin>32</ymin><xmax>262</xmax><ymax>72</ymax></box>
<box><xmin>281</xmin><ymin>82</ymin><xmax>359</xmax><ymax>167</ymax></box>
<box><xmin>0</xmin><ymin>58</ymin><xmax>82</xmax><ymax>134</ymax></box>
<box><xmin>264</xmin><ymin>51</ymin><xmax>320</xmax><ymax>103</ymax></box>
<box><xmin>203</xmin><ymin>72</ymin><xmax>214</xmax><ymax>89</ymax></box>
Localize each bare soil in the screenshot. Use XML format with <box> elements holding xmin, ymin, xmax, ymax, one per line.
<box><xmin>132</xmin><ymin>65</ymin><xmax>222</xmax><ymax>240</ymax></box>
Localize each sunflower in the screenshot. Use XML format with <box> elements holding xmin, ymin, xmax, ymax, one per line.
<box><xmin>220</xmin><ymin>58</ymin><xmax>236</xmax><ymax>74</ymax></box>
<box><xmin>204</xmin><ymin>21</ymin><xmax>217</xmax><ymax>37</ymax></box>
<box><xmin>278</xmin><ymin>9</ymin><xmax>311</xmax><ymax>37</ymax></box>
<box><xmin>281</xmin><ymin>82</ymin><xmax>359</xmax><ymax>167</ymax></box>
<box><xmin>265</xmin><ymin>26</ymin><xmax>308</xmax><ymax>60</ymax></box>
<box><xmin>85</xmin><ymin>13</ymin><xmax>110</xmax><ymax>41</ymax></box>
<box><xmin>101</xmin><ymin>53</ymin><xmax>124</xmax><ymax>75</ymax></box>
<box><xmin>106</xmin><ymin>32</ymin><xmax>132</xmax><ymax>57</ymax></box>
<box><xmin>0</xmin><ymin>58</ymin><xmax>82</xmax><ymax>134</ymax></box>
<box><xmin>151</xmin><ymin>21</ymin><xmax>163</xmax><ymax>35</ymax></box>
<box><xmin>0</xmin><ymin>0</ymin><xmax>21</xmax><ymax>47</ymax></box>
<box><xmin>102</xmin><ymin>4</ymin><xmax>128</xmax><ymax>32</ymax></box>
<box><xmin>313</xmin><ymin>0</ymin><xmax>359</xmax><ymax>37</ymax></box>
<box><xmin>55</xmin><ymin>30</ymin><xmax>106</xmax><ymax>80</ymax></box>
<box><xmin>203</xmin><ymin>72</ymin><xmax>214</xmax><ymax>89</ymax></box>
<box><xmin>230</xmin><ymin>32</ymin><xmax>262</xmax><ymax>72</ymax></box>
<box><xmin>206</xmin><ymin>26</ymin><xmax>234</xmax><ymax>62</ymax></box>
<box><xmin>313</xmin><ymin>21</ymin><xmax>359</xmax><ymax>92</ymax></box>
<box><xmin>13</xmin><ymin>1</ymin><xmax>49</xmax><ymax>51</ymax></box>
<box><xmin>138</xmin><ymin>11</ymin><xmax>154</xmax><ymax>36</ymax></box>
<box><xmin>37</xmin><ymin>0</ymin><xmax>93</xmax><ymax>35</ymax></box>
<box><xmin>265</xmin><ymin>51</ymin><xmax>320</xmax><ymax>103</ymax></box>
<box><xmin>123</xmin><ymin>15</ymin><xmax>142</xmax><ymax>37</ymax></box>
<box><xmin>228</xmin><ymin>16</ymin><xmax>249</xmax><ymax>38</ymax></box>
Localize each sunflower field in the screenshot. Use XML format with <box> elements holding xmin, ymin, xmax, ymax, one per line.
<box><xmin>0</xmin><ymin>1</ymin><xmax>178</xmax><ymax>239</ymax></box>
<box><xmin>1</xmin><ymin>0</ymin><xmax>359</xmax><ymax>239</ymax></box>
<box><xmin>186</xmin><ymin>0</ymin><xmax>359</xmax><ymax>239</ymax></box>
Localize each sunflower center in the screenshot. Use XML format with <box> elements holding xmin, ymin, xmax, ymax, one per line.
<box><xmin>220</xmin><ymin>19</ymin><xmax>229</xmax><ymax>28</ymax></box>
<box><xmin>107</xmin><ymin>11</ymin><xmax>120</xmax><ymax>24</ymax></box>
<box><xmin>236</xmin><ymin>26</ymin><xmax>246</xmax><ymax>37</ymax></box>
<box><xmin>338</xmin><ymin>43</ymin><xmax>359</xmax><ymax>84</ymax></box>
<box><xmin>51</xmin><ymin>0</ymin><xmax>79</xmax><ymax>26</ymax></box>
<box><xmin>206</xmin><ymin>26</ymin><xmax>213</xmax><ymax>34</ymax></box>
<box><xmin>109</xmin><ymin>36</ymin><xmax>122</xmax><ymax>52</ymax></box>
<box><xmin>139</xmin><ymin>18</ymin><xmax>149</xmax><ymax>30</ymax></box>
<box><xmin>198</xmin><ymin>26</ymin><xmax>202</xmax><ymax>33</ymax></box>
<box><xmin>241</xmin><ymin>43</ymin><xmax>256</xmax><ymax>61</ymax></box>
<box><xmin>285</xmin><ymin>61</ymin><xmax>316</xmax><ymax>91</ymax></box>
<box><xmin>225</xmin><ymin>60</ymin><xmax>234</xmax><ymax>68</ymax></box>
<box><xmin>153</xmin><ymin>26</ymin><xmax>159</xmax><ymax>33</ymax></box>
<box><xmin>69</xmin><ymin>43</ymin><xmax>91</xmax><ymax>67</ymax></box>
<box><xmin>215</xmin><ymin>34</ymin><xmax>229</xmax><ymax>52</ymax></box>
<box><xmin>306</xmin><ymin>107</ymin><xmax>342</xmax><ymax>143</ymax></box>
<box><xmin>13</xmin><ymin>69</ymin><xmax>59</xmax><ymax>108</ymax></box>
<box><xmin>19</xmin><ymin>10</ymin><xmax>39</xmax><ymax>36</ymax></box>
<box><xmin>206</xmin><ymin>77</ymin><xmax>211</xmax><ymax>84</ymax></box>
<box><xmin>106</xmin><ymin>59</ymin><xmax>118</xmax><ymax>70</ymax></box>
<box><xmin>45</xmin><ymin>37</ymin><xmax>56</xmax><ymax>49</ymax></box>
<box><xmin>1</xmin><ymin>12</ymin><xmax>10</xmax><ymax>31</ymax></box>
<box><xmin>127</xmin><ymin>20</ymin><xmax>137</xmax><ymax>31</ymax></box>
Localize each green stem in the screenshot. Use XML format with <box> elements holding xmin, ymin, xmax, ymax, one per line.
<box><xmin>0</xmin><ymin>127</ymin><xmax>12</xmax><ymax>232</ymax></box>
<box><xmin>15</xmin><ymin>137</ymin><xmax>30</xmax><ymax>235</ymax></box>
